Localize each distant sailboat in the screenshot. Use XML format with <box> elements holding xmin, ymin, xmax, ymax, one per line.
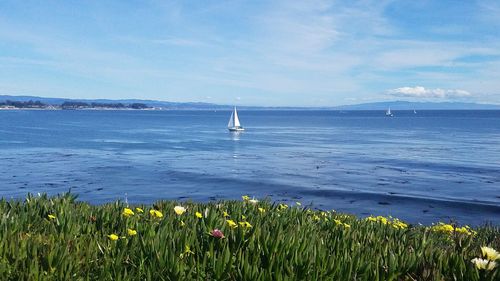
<box><xmin>385</xmin><ymin>108</ymin><xmax>394</xmax><ymax>117</ymax></box>
<box><xmin>413</xmin><ymin>109</ymin><xmax>417</xmax><ymax>114</ymax></box>
<box><xmin>228</xmin><ymin>107</ymin><xmax>244</xmax><ymax>131</ymax></box>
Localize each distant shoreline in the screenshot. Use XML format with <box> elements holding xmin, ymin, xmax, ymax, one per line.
<box><xmin>2</xmin><ymin>94</ymin><xmax>500</xmax><ymax>110</ymax></box>
<box><xmin>0</xmin><ymin>107</ymin><xmax>161</xmax><ymax>111</ymax></box>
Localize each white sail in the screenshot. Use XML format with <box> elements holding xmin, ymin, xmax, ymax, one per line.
<box><xmin>227</xmin><ymin>111</ymin><xmax>234</xmax><ymax>128</ymax></box>
<box><xmin>233</xmin><ymin>107</ymin><xmax>241</xmax><ymax>127</ymax></box>
<box><xmin>386</xmin><ymin>108</ymin><xmax>391</xmax><ymax>115</ymax></box>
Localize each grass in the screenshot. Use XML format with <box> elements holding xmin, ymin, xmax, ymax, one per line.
<box><xmin>0</xmin><ymin>193</ymin><xmax>499</xmax><ymax>280</ymax></box>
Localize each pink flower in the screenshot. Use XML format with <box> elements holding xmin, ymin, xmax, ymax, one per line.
<box><xmin>211</xmin><ymin>229</ymin><xmax>225</xmax><ymax>239</ymax></box>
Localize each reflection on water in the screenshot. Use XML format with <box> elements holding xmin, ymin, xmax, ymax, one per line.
<box><xmin>229</xmin><ymin>131</ymin><xmax>242</xmax><ymax>141</ymax></box>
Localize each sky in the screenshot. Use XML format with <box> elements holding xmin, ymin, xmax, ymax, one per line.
<box><xmin>0</xmin><ymin>0</ymin><xmax>499</xmax><ymax>106</ymax></box>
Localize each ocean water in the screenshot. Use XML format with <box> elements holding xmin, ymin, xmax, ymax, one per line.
<box><xmin>0</xmin><ymin>110</ymin><xmax>499</xmax><ymax>225</ymax></box>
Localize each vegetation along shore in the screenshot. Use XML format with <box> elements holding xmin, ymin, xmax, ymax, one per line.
<box><xmin>1</xmin><ymin>193</ymin><xmax>499</xmax><ymax>280</ymax></box>
<box><xmin>0</xmin><ymin>100</ymin><xmax>151</xmax><ymax>110</ymax></box>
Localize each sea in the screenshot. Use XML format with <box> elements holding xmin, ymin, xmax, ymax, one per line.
<box><xmin>0</xmin><ymin>109</ymin><xmax>499</xmax><ymax>225</ymax></box>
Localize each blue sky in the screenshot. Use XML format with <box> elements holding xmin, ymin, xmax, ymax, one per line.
<box><xmin>0</xmin><ymin>0</ymin><xmax>499</xmax><ymax>106</ymax></box>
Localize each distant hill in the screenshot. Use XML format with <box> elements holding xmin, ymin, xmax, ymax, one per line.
<box><xmin>333</xmin><ymin>101</ymin><xmax>500</xmax><ymax>110</ymax></box>
<box><xmin>1</xmin><ymin>95</ymin><xmax>499</xmax><ymax>110</ymax></box>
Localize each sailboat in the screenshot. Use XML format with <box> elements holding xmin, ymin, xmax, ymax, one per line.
<box><xmin>413</xmin><ymin>109</ymin><xmax>417</xmax><ymax>114</ymax></box>
<box><xmin>385</xmin><ymin>108</ymin><xmax>394</xmax><ymax>117</ymax></box>
<box><xmin>228</xmin><ymin>107</ymin><xmax>244</xmax><ymax>131</ymax></box>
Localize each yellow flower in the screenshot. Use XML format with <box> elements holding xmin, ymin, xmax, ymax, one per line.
<box><xmin>481</xmin><ymin>246</ymin><xmax>500</xmax><ymax>261</ymax></box>
<box><xmin>367</xmin><ymin>216</ymin><xmax>408</xmax><ymax>230</ymax></box>
<box><xmin>185</xmin><ymin>245</ymin><xmax>194</xmax><ymax>255</ymax></box>
<box><xmin>377</xmin><ymin>216</ymin><xmax>388</xmax><ymax>225</ymax></box>
<box><xmin>149</xmin><ymin>209</ymin><xmax>163</xmax><ymax>218</ymax></box>
<box><xmin>241</xmin><ymin>215</ymin><xmax>246</xmax><ymax>220</ymax></box>
<box><xmin>226</xmin><ymin>219</ymin><xmax>238</xmax><ymax>228</ymax></box>
<box><xmin>242</xmin><ymin>195</ymin><xmax>250</xmax><ymax>201</ymax></box>
<box><xmin>122</xmin><ymin>208</ymin><xmax>135</xmax><ymax>217</ymax></box>
<box><xmin>223</xmin><ymin>211</ymin><xmax>230</xmax><ymax>217</ymax></box>
<box><xmin>195</xmin><ymin>212</ymin><xmax>203</xmax><ymax>219</ymax></box>
<box><xmin>431</xmin><ymin>222</ymin><xmax>454</xmax><ymax>233</ymax></box>
<box><xmin>135</xmin><ymin>207</ymin><xmax>144</xmax><ymax>213</ymax></box>
<box><xmin>180</xmin><ymin>220</ymin><xmax>185</xmax><ymax>227</ymax></box>
<box><xmin>431</xmin><ymin>223</ymin><xmax>474</xmax><ymax>235</ymax></box>
<box><xmin>238</xmin><ymin>221</ymin><xmax>252</xmax><ymax>228</ymax></box>
<box><xmin>258</xmin><ymin>207</ymin><xmax>266</xmax><ymax>213</ymax></box>
<box><xmin>180</xmin><ymin>245</ymin><xmax>194</xmax><ymax>258</ymax></box>
<box><xmin>127</xmin><ymin>228</ymin><xmax>137</xmax><ymax>236</ymax></box>
<box><xmin>391</xmin><ymin>219</ymin><xmax>408</xmax><ymax>230</ymax></box>
<box><xmin>174</xmin><ymin>206</ymin><xmax>186</xmax><ymax>215</ymax></box>
<box><xmin>471</xmin><ymin>258</ymin><xmax>497</xmax><ymax>270</ymax></box>
<box><xmin>47</xmin><ymin>214</ymin><xmax>56</xmax><ymax>220</ymax></box>
<box><xmin>313</xmin><ymin>215</ymin><xmax>320</xmax><ymax>221</ymax></box>
<box><xmin>343</xmin><ymin>223</ymin><xmax>351</xmax><ymax>228</ymax></box>
<box><xmin>455</xmin><ymin>226</ymin><xmax>474</xmax><ymax>235</ymax></box>
<box><xmin>107</xmin><ymin>234</ymin><xmax>119</xmax><ymax>241</ymax></box>
<box><xmin>279</xmin><ymin>203</ymin><xmax>288</xmax><ymax>210</ymax></box>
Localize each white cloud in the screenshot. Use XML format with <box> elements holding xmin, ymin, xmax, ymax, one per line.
<box><xmin>388</xmin><ymin>86</ymin><xmax>472</xmax><ymax>99</ymax></box>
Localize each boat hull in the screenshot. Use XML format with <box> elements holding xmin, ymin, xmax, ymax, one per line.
<box><xmin>228</xmin><ymin>127</ymin><xmax>245</xmax><ymax>132</ymax></box>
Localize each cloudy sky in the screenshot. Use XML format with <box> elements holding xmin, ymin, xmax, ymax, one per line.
<box><xmin>1</xmin><ymin>0</ymin><xmax>499</xmax><ymax>106</ymax></box>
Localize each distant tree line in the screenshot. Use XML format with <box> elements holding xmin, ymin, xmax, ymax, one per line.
<box><xmin>129</xmin><ymin>103</ymin><xmax>149</xmax><ymax>109</ymax></box>
<box><xmin>61</xmin><ymin>101</ymin><xmax>150</xmax><ymax>109</ymax></box>
<box><xmin>0</xmin><ymin>100</ymin><xmax>46</xmax><ymax>108</ymax></box>
<box><xmin>1</xmin><ymin>100</ymin><xmax>150</xmax><ymax>109</ymax></box>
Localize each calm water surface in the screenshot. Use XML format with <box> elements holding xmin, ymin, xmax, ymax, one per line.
<box><xmin>0</xmin><ymin>110</ymin><xmax>499</xmax><ymax>225</ymax></box>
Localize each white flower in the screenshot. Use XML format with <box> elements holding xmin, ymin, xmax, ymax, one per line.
<box><xmin>471</xmin><ymin>258</ymin><xmax>497</xmax><ymax>270</ymax></box>
<box><xmin>481</xmin><ymin>246</ymin><xmax>500</xmax><ymax>261</ymax></box>
<box><xmin>174</xmin><ymin>206</ymin><xmax>186</xmax><ymax>215</ymax></box>
<box><xmin>248</xmin><ymin>199</ymin><xmax>259</xmax><ymax>204</ymax></box>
